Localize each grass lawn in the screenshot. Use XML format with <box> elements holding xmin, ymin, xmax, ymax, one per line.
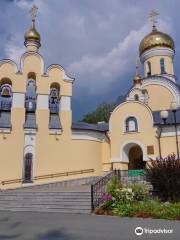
<box><xmin>95</xmin><ymin>200</ymin><xmax>180</xmax><ymax>220</ymax></box>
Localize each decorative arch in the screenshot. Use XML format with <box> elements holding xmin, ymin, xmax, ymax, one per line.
<box><xmin>0</xmin><ymin>78</ymin><xmax>12</xmax><ymax>86</ymax></box>
<box><xmin>0</xmin><ymin>79</ymin><xmax>12</xmax><ymax>111</ymax></box>
<box><xmin>20</xmin><ymin>52</ymin><xmax>45</xmax><ymax>75</ymax></box>
<box><xmin>109</xmin><ymin>101</ymin><xmax>154</xmax><ymax>132</ymax></box>
<box><xmin>120</xmin><ymin>140</ymin><xmax>148</xmax><ymax>162</ymax></box>
<box><xmin>142</xmin><ymin>76</ymin><xmax>180</xmax><ymax>104</ymax></box>
<box><xmin>27</xmin><ymin>72</ymin><xmax>36</xmax><ymax>80</ymax></box>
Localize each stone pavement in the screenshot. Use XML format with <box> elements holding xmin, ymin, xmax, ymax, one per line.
<box><xmin>0</xmin><ymin>211</ymin><xmax>179</xmax><ymax>240</ymax></box>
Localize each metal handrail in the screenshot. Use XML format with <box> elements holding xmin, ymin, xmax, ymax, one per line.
<box><xmin>91</xmin><ymin>169</ymin><xmax>147</xmax><ymax>211</ymax></box>
<box><xmin>1</xmin><ymin>168</ymin><xmax>94</xmax><ymax>185</ymax></box>
<box><xmin>91</xmin><ymin>170</ymin><xmax>118</xmax><ymax>211</ymax></box>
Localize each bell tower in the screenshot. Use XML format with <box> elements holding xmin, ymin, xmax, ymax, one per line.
<box><xmin>139</xmin><ymin>11</ymin><xmax>175</xmax><ymax>80</ymax></box>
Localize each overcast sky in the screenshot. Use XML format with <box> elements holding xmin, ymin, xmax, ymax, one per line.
<box><xmin>0</xmin><ymin>0</ymin><xmax>180</xmax><ymax>121</ymax></box>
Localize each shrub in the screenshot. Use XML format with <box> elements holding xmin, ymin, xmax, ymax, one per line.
<box><xmin>130</xmin><ymin>183</ymin><xmax>149</xmax><ymax>201</ymax></box>
<box><xmin>146</xmin><ymin>154</ymin><xmax>180</xmax><ymax>202</ymax></box>
<box><xmin>113</xmin><ymin>188</ymin><xmax>134</xmax><ymax>205</ymax></box>
<box><xmin>106</xmin><ymin>175</ymin><xmax>121</xmax><ymax>196</ymax></box>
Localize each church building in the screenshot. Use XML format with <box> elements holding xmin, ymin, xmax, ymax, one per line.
<box><xmin>0</xmin><ymin>8</ymin><xmax>179</xmax><ymax>189</ymax></box>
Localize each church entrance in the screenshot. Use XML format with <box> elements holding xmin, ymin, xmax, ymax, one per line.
<box><xmin>128</xmin><ymin>145</ymin><xmax>145</xmax><ymax>170</ymax></box>
<box><xmin>24</xmin><ymin>153</ymin><xmax>33</xmax><ymax>182</ymax></box>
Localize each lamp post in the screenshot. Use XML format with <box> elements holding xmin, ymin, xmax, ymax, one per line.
<box><xmin>160</xmin><ymin>110</ymin><xmax>169</xmax><ymax>124</ymax></box>
<box><xmin>159</xmin><ymin>110</ymin><xmax>169</xmax><ymax>159</ymax></box>
<box><xmin>171</xmin><ymin>101</ymin><xmax>180</xmax><ymax>160</ymax></box>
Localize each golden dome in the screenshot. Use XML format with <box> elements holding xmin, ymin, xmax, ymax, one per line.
<box><xmin>24</xmin><ymin>26</ymin><xmax>41</xmax><ymax>42</ymax></box>
<box><xmin>139</xmin><ymin>29</ymin><xmax>174</xmax><ymax>55</ymax></box>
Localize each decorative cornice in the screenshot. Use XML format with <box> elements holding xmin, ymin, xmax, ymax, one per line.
<box><xmin>140</xmin><ymin>47</ymin><xmax>174</xmax><ymax>63</ymax></box>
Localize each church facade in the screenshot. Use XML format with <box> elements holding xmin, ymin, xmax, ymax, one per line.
<box><xmin>0</xmin><ymin>9</ymin><xmax>179</xmax><ymax>189</ymax></box>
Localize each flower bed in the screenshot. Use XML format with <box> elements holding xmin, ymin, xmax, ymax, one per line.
<box><xmin>94</xmin><ymin>176</ymin><xmax>180</xmax><ymax>220</ymax></box>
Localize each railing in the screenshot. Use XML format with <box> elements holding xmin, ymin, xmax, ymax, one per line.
<box><xmin>91</xmin><ymin>169</ymin><xmax>147</xmax><ymax>211</ymax></box>
<box><xmin>1</xmin><ymin>168</ymin><xmax>94</xmax><ymax>185</ymax></box>
<box><xmin>91</xmin><ymin>170</ymin><xmax>117</xmax><ymax>211</ymax></box>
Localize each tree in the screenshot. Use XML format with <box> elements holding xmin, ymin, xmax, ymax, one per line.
<box><xmin>82</xmin><ymin>102</ymin><xmax>115</xmax><ymax>124</ymax></box>
<box><xmin>146</xmin><ymin>154</ymin><xmax>180</xmax><ymax>202</ymax></box>
<box><xmin>82</xmin><ymin>96</ymin><xmax>125</xmax><ymax>124</ymax></box>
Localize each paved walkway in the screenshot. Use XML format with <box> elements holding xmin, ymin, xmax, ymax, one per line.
<box><xmin>0</xmin><ymin>211</ymin><xmax>179</xmax><ymax>240</ymax></box>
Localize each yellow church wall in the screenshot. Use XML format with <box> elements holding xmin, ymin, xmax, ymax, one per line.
<box><xmin>109</xmin><ymin>101</ymin><xmax>158</xmax><ymax>168</ymax></box>
<box><xmin>144</xmin><ymin>55</ymin><xmax>173</xmax><ymax>76</ymax></box>
<box><xmin>160</xmin><ymin>135</ymin><xmax>180</xmax><ymax>158</ymax></box>
<box><xmin>0</xmin><ymin>109</ymin><xmax>25</xmax><ymax>188</ymax></box>
<box><xmin>143</xmin><ymin>84</ymin><xmax>173</xmax><ymax>111</ymax></box>
<box><xmin>0</xmin><ymin>53</ymin><xmax>72</xmax><ymax>97</ymax></box>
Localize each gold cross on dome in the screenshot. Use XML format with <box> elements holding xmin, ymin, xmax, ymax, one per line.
<box><xmin>30</xmin><ymin>5</ymin><xmax>38</xmax><ymax>21</ymax></box>
<box><xmin>148</xmin><ymin>10</ymin><xmax>159</xmax><ymax>29</ymax></box>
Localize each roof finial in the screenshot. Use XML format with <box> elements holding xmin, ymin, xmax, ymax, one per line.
<box><xmin>29</xmin><ymin>4</ymin><xmax>38</xmax><ymax>28</ymax></box>
<box><xmin>135</xmin><ymin>56</ymin><xmax>140</xmax><ymax>77</ymax></box>
<box><xmin>148</xmin><ymin>10</ymin><xmax>159</xmax><ymax>31</ymax></box>
<box><xmin>133</xmin><ymin>56</ymin><xmax>142</xmax><ymax>86</ymax></box>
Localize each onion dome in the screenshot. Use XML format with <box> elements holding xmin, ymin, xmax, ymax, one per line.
<box><xmin>139</xmin><ymin>27</ymin><xmax>174</xmax><ymax>55</ymax></box>
<box><xmin>24</xmin><ymin>5</ymin><xmax>41</xmax><ymax>51</ymax></box>
<box><xmin>24</xmin><ymin>24</ymin><xmax>41</xmax><ymax>43</ymax></box>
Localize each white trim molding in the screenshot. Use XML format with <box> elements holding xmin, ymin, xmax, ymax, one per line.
<box><xmin>37</xmin><ymin>94</ymin><xmax>49</xmax><ymax>110</ymax></box>
<box><xmin>72</xmin><ymin>130</ymin><xmax>106</xmax><ymax>142</ymax></box>
<box><xmin>12</xmin><ymin>93</ymin><xmax>25</xmax><ymax>108</ymax></box>
<box><xmin>142</xmin><ymin>76</ymin><xmax>180</xmax><ymax>105</ymax></box>
<box><xmin>140</xmin><ymin>47</ymin><xmax>174</xmax><ymax>63</ymax></box>
<box><xmin>49</xmin><ymin>129</ymin><xmax>62</xmax><ymax>135</ymax></box>
<box><xmin>60</xmin><ymin>96</ymin><xmax>71</xmax><ymax>111</ymax></box>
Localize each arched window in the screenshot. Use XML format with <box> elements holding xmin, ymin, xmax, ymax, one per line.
<box><xmin>125</xmin><ymin>117</ymin><xmax>138</xmax><ymax>132</ymax></box>
<box><xmin>27</xmin><ymin>72</ymin><xmax>36</xmax><ymax>80</ymax></box>
<box><xmin>24</xmin><ymin>79</ymin><xmax>37</xmax><ymax>129</ymax></box>
<box><xmin>25</xmin><ymin>79</ymin><xmax>36</xmax><ymax>112</ymax></box>
<box><xmin>147</xmin><ymin>61</ymin><xmax>151</xmax><ymax>76</ymax></box>
<box><xmin>24</xmin><ymin>153</ymin><xmax>33</xmax><ymax>182</ymax></box>
<box><xmin>49</xmin><ymin>83</ymin><xmax>60</xmax><ymax>114</ymax></box>
<box><xmin>134</xmin><ymin>94</ymin><xmax>139</xmax><ymax>101</ymax></box>
<box><xmin>0</xmin><ymin>83</ymin><xmax>12</xmax><ymax>111</ymax></box>
<box><xmin>160</xmin><ymin>58</ymin><xmax>166</xmax><ymax>74</ymax></box>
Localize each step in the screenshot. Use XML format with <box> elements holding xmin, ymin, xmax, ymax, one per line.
<box><xmin>0</xmin><ymin>207</ymin><xmax>91</xmax><ymax>214</ymax></box>
<box><xmin>0</xmin><ymin>200</ymin><xmax>91</xmax><ymax>206</ymax></box>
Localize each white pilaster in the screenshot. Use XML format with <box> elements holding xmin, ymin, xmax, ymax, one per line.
<box><xmin>60</xmin><ymin>96</ymin><xmax>71</xmax><ymax>111</ymax></box>
<box><xmin>12</xmin><ymin>93</ymin><xmax>25</xmax><ymax>108</ymax></box>
<box><xmin>37</xmin><ymin>94</ymin><xmax>49</xmax><ymax>110</ymax></box>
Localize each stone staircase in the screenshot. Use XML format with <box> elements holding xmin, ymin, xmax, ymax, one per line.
<box><xmin>0</xmin><ymin>177</ymin><xmax>100</xmax><ymax>214</ymax></box>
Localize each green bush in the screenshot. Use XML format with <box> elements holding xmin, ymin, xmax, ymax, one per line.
<box><xmin>106</xmin><ymin>175</ymin><xmax>121</xmax><ymax>196</ymax></box>
<box><xmin>111</xmin><ymin>200</ymin><xmax>180</xmax><ymax>220</ymax></box>
<box><xmin>130</xmin><ymin>183</ymin><xmax>149</xmax><ymax>201</ymax></box>
<box><xmin>113</xmin><ymin>188</ymin><xmax>134</xmax><ymax>205</ymax></box>
<box><xmin>146</xmin><ymin>154</ymin><xmax>180</xmax><ymax>202</ymax></box>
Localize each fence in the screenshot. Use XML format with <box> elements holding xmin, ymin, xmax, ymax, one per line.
<box><xmin>91</xmin><ymin>169</ymin><xmax>147</xmax><ymax>211</ymax></box>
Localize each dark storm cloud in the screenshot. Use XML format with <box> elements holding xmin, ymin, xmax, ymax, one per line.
<box><xmin>0</xmin><ymin>0</ymin><xmax>179</xmax><ymax>120</ymax></box>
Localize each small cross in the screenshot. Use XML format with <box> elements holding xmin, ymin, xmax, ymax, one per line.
<box><xmin>30</xmin><ymin>5</ymin><xmax>38</xmax><ymax>21</ymax></box>
<box><xmin>148</xmin><ymin>10</ymin><xmax>159</xmax><ymax>29</ymax></box>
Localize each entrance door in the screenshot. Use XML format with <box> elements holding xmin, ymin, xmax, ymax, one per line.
<box><xmin>24</xmin><ymin>153</ymin><xmax>33</xmax><ymax>182</ymax></box>
<box><xmin>128</xmin><ymin>145</ymin><xmax>145</xmax><ymax>170</ymax></box>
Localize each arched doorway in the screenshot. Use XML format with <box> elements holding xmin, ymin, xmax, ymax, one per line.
<box><xmin>128</xmin><ymin>145</ymin><xmax>145</xmax><ymax>170</ymax></box>
<box><xmin>24</xmin><ymin>153</ymin><xmax>33</xmax><ymax>182</ymax></box>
